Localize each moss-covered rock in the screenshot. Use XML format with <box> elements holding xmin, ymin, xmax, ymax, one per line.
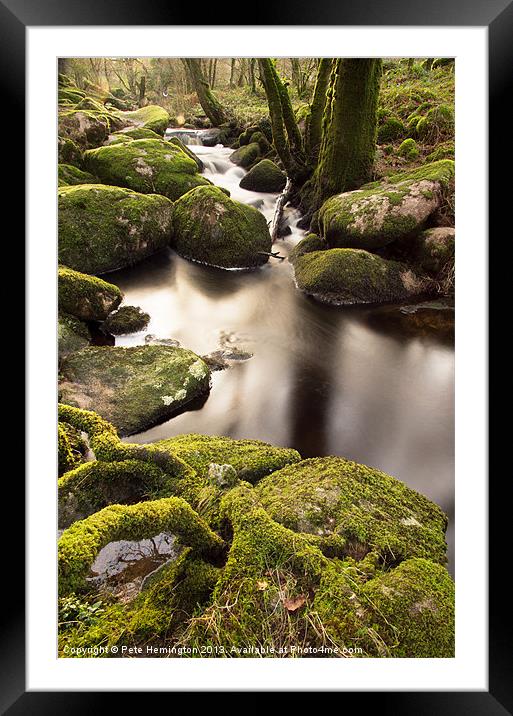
<box><xmin>58</xmin><ymin>266</ymin><xmax>123</xmax><ymax>321</ymax></box>
<box><xmin>397</xmin><ymin>138</ymin><xmax>420</xmax><ymax>161</ymax></box>
<box><xmin>103</xmin><ymin>305</ymin><xmax>150</xmax><ymax>335</ymax></box>
<box><xmin>58</xmin><ymin>497</ymin><xmax>224</xmax><ymax>595</ymax></box>
<box><xmin>166</xmin><ymin>136</ymin><xmax>204</xmax><ymax>172</ymax></box>
<box><xmin>426</xmin><ymin>141</ymin><xmax>454</xmax><ymax>162</ymax></box>
<box><xmin>58</xmin><ymin>109</ymin><xmax>118</xmax><ymax>149</ymax></box>
<box><xmin>293</xmin><ymin>248</ymin><xmax>424</xmax><ymax>305</ymax></box>
<box><xmin>115</xmin><ymin>126</ymin><xmax>162</xmax><ymax>141</ymax></box>
<box><xmin>239</xmin><ymin>159</ymin><xmax>287</xmax><ymax>193</ymax></box>
<box><xmin>58</xmin><ymin>184</ymin><xmax>174</xmax><ymax>275</ymax></box>
<box><xmin>112</xmin><ymin>105</ymin><xmax>170</xmax><ymax>135</ymax></box>
<box><xmin>416</xmin><ymin>105</ymin><xmax>454</xmax><ymax>142</ymax></box>
<box><xmin>318</xmin><ymin>160</ymin><xmax>455</xmax><ymax>250</ymax></box>
<box><xmin>155</xmin><ymin>433</ymin><xmax>300</xmax><ymax>485</ymax></box>
<box><xmin>58</xmin><ymin>87</ymin><xmax>86</xmax><ymax>105</ymax></box>
<box><xmin>58</xmin><ymin>137</ymin><xmax>83</xmax><ymax>168</ymax></box>
<box><xmin>315</xmin><ymin>557</ymin><xmax>454</xmax><ymax>657</ymax></box>
<box><xmin>288</xmin><ymin>233</ymin><xmax>325</xmax><ymax>262</ymax></box>
<box><xmin>58</xmin><ymin>164</ymin><xmax>97</xmax><ymax>187</ymax></box>
<box><xmin>58</xmin><ymin>314</ymin><xmax>90</xmax><ymax>358</ymax></box>
<box><xmin>249</xmin><ymin>131</ymin><xmax>271</xmax><ymax>153</ymax></box>
<box><xmin>408</xmin><ymin>226</ymin><xmax>455</xmax><ymax>276</ymax></box>
<box><xmin>377</xmin><ymin>117</ymin><xmax>406</xmax><ymax>143</ymax></box>
<box><xmin>58</xmin><ymin>421</ymin><xmax>87</xmax><ymax>476</ymax></box>
<box><xmin>83</xmin><ymin>139</ymin><xmax>211</xmax><ymax>200</ymax></box>
<box><xmin>229</xmin><ymin>142</ymin><xmax>261</xmax><ymax>168</ymax></box>
<box><xmin>255</xmin><ymin>456</ymin><xmax>448</xmax><ymax>564</ymax></box>
<box><xmin>59</xmin><ymin>345</ymin><xmax>211</xmax><ymax>436</ymax></box>
<box><xmin>172</xmin><ymin>185</ymin><xmax>272</xmax><ymax>269</ymax></box>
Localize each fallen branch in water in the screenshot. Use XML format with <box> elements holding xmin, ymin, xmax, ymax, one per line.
<box><xmin>257</xmin><ymin>251</ymin><xmax>286</xmax><ymax>260</ymax></box>
<box><xmin>270</xmin><ymin>178</ymin><xmax>292</xmax><ymax>243</ymax></box>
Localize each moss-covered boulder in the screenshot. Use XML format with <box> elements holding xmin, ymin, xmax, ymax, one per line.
<box><xmin>58</xmin><ymin>184</ymin><xmax>174</xmax><ymax>275</ymax></box>
<box><xmin>58</xmin><ymin>314</ymin><xmax>90</xmax><ymax>359</ymax></box>
<box><xmin>83</xmin><ymin>139</ymin><xmax>211</xmax><ymax>200</ymax></box>
<box><xmin>426</xmin><ymin>141</ymin><xmax>454</xmax><ymax>163</ymax></box>
<box><xmin>288</xmin><ymin>233</ymin><xmax>325</xmax><ymax>262</ymax></box>
<box><xmin>229</xmin><ymin>142</ymin><xmax>260</xmax><ymax>168</ymax></box>
<box><xmin>58</xmin><ymin>137</ymin><xmax>83</xmax><ymax>168</ymax></box>
<box><xmin>249</xmin><ymin>131</ymin><xmax>271</xmax><ymax>153</ymax></box>
<box><xmin>58</xmin><ymin>421</ymin><xmax>88</xmax><ymax>476</ymax></box>
<box><xmin>416</xmin><ymin>105</ymin><xmax>454</xmax><ymax>143</ymax></box>
<box><xmin>239</xmin><ymin>159</ymin><xmax>287</xmax><ymax>193</ymax></box>
<box><xmin>255</xmin><ymin>457</ymin><xmax>448</xmax><ymax>564</ymax></box>
<box><xmin>377</xmin><ymin>117</ymin><xmax>406</xmax><ymax>143</ymax></box>
<box><xmin>292</xmin><ymin>248</ymin><xmax>424</xmax><ymax>305</ymax></box>
<box><xmin>59</xmin><ymin>345</ymin><xmax>211</xmax><ymax>436</ymax></box>
<box><xmin>115</xmin><ymin>127</ymin><xmax>163</xmax><ymax>141</ymax></box>
<box><xmin>112</xmin><ymin>105</ymin><xmax>170</xmax><ymax>135</ymax></box>
<box><xmin>408</xmin><ymin>226</ymin><xmax>455</xmax><ymax>276</ymax></box>
<box><xmin>166</xmin><ymin>137</ymin><xmax>204</xmax><ymax>172</ymax></box>
<box><xmin>58</xmin><ymin>110</ymin><xmax>114</xmax><ymax>149</ymax></box>
<box><xmin>155</xmin><ymin>433</ymin><xmax>300</xmax><ymax>485</ymax></box>
<box><xmin>172</xmin><ymin>185</ymin><xmax>272</xmax><ymax>269</ymax></box>
<box><xmin>319</xmin><ymin>160</ymin><xmax>455</xmax><ymax>250</ymax></box>
<box><xmin>103</xmin><ymin>305</ymin><xmax>150</xmax><ymax>335</ymax></box>
<box><xmin>397</xmin><ymin>138</ymin><xmax>420</xmax><ymax>161</ymax></box>
<box><xmin>58</xmin><ymin>164</ymin><xmax>97</xmax><ymax>187</ymax></box>
<box><xmin>58</xmin><ymin>266</ymin><xmax>123</xmax><ymax>321</ymax></box>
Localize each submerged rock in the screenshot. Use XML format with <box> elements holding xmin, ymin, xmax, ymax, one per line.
<box><xmin>84</xmin><ymin>139</ymin><xmax>211</xmax><ymax>200</ymax></box>
<box><xmin>319</xmin><ymin>160</ymin><xmax>455</xmax><ymax>250</ymax></box>
<box><xmin>172</xmin><ymin>185</ymin><xmax>272</xmax><ymax>269</ymax></box>
<box><xmin>103</xmin><ymin>305</ymin><xmax>150</xmax><ymax>335</ymax></box>
<box><xmin>239</xmin><ymin>159</ymin><xmax>287</xmax><ymax>193</ymax></box>
<box><xmin>58</xmin><ymin>266</ymin><xmax>123</xmax><ymax>321</ymax></box>
<box><xmin>292</xmin><ymin>248</ymin><xmax>424</xmax><ymax>305</ymax></box>
<box><xmin>59</xmin><ymin>345</ymin><xmax>211</xmax><ymax>436</ymax></box>
<box><xmin>255</xmin><ymin>456</ymin><xmax>448</xmax><ymax>564</ymax></box>
<box><xmin>58</xmin><ymin>184</ymin><xmax>173</xmax><ymax>275</ymax></box>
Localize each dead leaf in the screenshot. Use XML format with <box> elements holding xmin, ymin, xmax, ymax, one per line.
<box><xmin>283</xmin><ymin>595</ymin><xmax>307</xmax><ymax>612</ymax></box>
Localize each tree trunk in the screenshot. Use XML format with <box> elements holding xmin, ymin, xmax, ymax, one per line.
<box><xmin>258</xmin><ymin>59</ymin><xmax>307</xmax><ymax>185</ymax></box>
<box><xmin>230</xmin><ymin>59</ymin><xmax>236</xmax><ymax>88</ymax></box>
<box><xmin>312</xmin><ymin>58</ymin><xmax>382</xmax><ymax>208</ymax></box>
<box><xmin>183</xmin><ymin>58</ymin><xmax>231</xmax><ymax>126</ymax></box>
<box><xmin>305</xmin><ymin>58</ymin><xmax>333</xmax><ymax>165</ymax></box>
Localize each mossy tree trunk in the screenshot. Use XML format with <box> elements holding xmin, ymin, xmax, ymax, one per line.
<box><xmin>258</xmin><ymin>59</ymin><xmax>308</xmax><ymax>185</ymax></box>
<box><xmin>183</xmin><ymin>58</ymin><xmax>232</xmax><ymax>127</ymax></box>
<box><xmin>311</xmin><ymin>58</ymin><xmax>382</xmax><ymax>209</ymax></box>
<box><xmin>305</xmin><ymin>58</ymin><xmax>333</xmax><ymax>165</ymax></box>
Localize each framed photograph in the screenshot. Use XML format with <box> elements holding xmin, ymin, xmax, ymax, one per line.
<box><xmin>4</xmin><ymin>0</ymin><xmax>499</xmax><ymax>707</ymax></box>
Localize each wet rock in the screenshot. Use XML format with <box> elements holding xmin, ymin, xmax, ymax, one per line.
<box><xmin>239</xmin><ymin>159</ymin><xmax>287</xmax><ymax>193</ymax></box>
<box><xmin>229</xmin><ymin>142</ymin><xmax>260</xmax><ymax>168</ymax></box>
<box><xmin>103</xmin><ymin>306</ymin><xmax>150</xmax><ymax>335</ymax></box>
<box><xmin>172</xmin><ymin>185</ymin><xmax>272</xmax><ymax>269</ymax></box>
<box><xmin>58</xmin><ymin>184</ymin><xmax>174</xmax><ymax>275</ymax></box>
<box><xmin>202</xmin><ymin>348</ymin><xmax>253</xmax><ymax>371</ymax></box>
<box><xmin>200</xmin><ymin>128</ymin><xmax>222</xmax><ymax>146</ymax></box>
<box><xmin>145</xmin><ymin>334</ymin><xmax>180</xmax><ymax>347</ymax></box>
<box><xmin>58</xmin><ymin>266</ymin><xmax>123</xmax><ymax>321</ymax></box>
<box><xmin>319</xmin><ymin>160</ymin><xmax>455</xmax><ymax>250</ymax></box>
<box><xmin>84</xmin><ymin>139</ymin><xmax>211</xmax><ymax>200</ymax></box>
<box><xmin>59</xmin><ymin>345</ymin><xmax>211</xmax><ymax>436</ymax></box>
<box><xmin>367</xmin><ymin>301</ymin><xmax>454</xmax><ymax>342</ymax></box>
<box><xmin>292</xmin><ymin>248</ymin><xmax>425</xmax><ymax>305</ymax></box>
<box><xmin>111</xmin><ymin>105</ymin><xmax>170</xmax><ymax>135</ymax></box>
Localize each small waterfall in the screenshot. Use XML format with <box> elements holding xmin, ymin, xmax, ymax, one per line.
<box><xmin>165</xmin><ymin>128</ymin><xmax>203</xmax><ymax>145</ymax></box>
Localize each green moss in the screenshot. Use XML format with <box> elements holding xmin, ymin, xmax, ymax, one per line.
<box><xmin>314</xmin><ymin>558</ymin><xmax>454</xmax><ymax>657</ymax></box>
<box><xmin>239</xmin><ymin>159</ymin><xmax>287</xmax><ymax>193</ymax></box>
<box><xmin>58</xmin><ymin>108</ymin><xmax>121</xmax><ymax>149</ymax></box>
<box><xmin>416</xmin><ymin>105</ymin><xmax>454</xmax><ymax>143</ymax></box>
<box><xmin>58</xmin><ymin>497</ymin><xmax>224</xmax><ymax>595</ymax></box>
<box><xmin>117</xmin><ymin>127</ymin><xmax>162</xmax><ymax>140</ymax></box>
<box><xmin>58</xmin><ymin>184</ymin><xmax>174</xmax><ymax>275</ymax></box>
<box><xmin>58</xmin><ymin>314</ymin><xmax>90</xmax><ymax>358</ymax></box>
<box><xmin>58</xmin><ymin>88</ymin><xmax>86</xmax><ymax>105</ymax></box>
<box><xmin>229</xmin><ymin>142</ymin><xmax>261</xmax><ymax>168</ymax></box>
<box><xmin>293</xmin><ymin>249</ymin><xmax>423</xmax><ymax>305</ymax></box>
<box><xmin>318</xmin><ymin>160</ymin><xmax>455</xmax><ymax>250</ymax></box>
<box><xmin>112</xmin><ymin>105</ymin><xmax>170</xmax><ymax>135</ymax></box>
<box><xmin>249</xmin><ymin>131</ymin><xmax>271</xmax><ymax>153</ymax></box>
<box><xmin>58</xmin><ymin>265</ymin><xmax>123</xmax><ymax>321</ymax></box>
<box><xmin>75</xmin><ymin>97</ymin><xmax>107</xmax><ymax>113</ymax></box>
<box><xmin>426</xmin><ymin>141</ymin><xmax>454</xmax><ymax>162</ymax></box>
<box><xmin>58</xmin><ymin>459</ymin><xmax>171</xmax><ymax>527</ymax></box>
<box><xmin>377</xmin><ymin>117</ymin><xmax>406</xmax><ymax>143</ymax></box>
<box><xmin>59</xmin><ymin>345</ymin><xmax>211</xmax><ymax>436</ymax></box>
<box><xmin>166</xmin><ymin>137</ymin><xmax>204</xmax><ymax>172</ymax></box>
<box><xmin>58</xmin><ymin>164</ymin><xmax>97</xmax><ymax>187</ymax></box>
<box><xmin>58</xmin><ymin>421</ymin><xmax>86</xmax><ymax>476</ymax></box>
<box><xmin>83</xmin><ymin>139</ymin><xmax>211</xmax><ymax>200</ymax></box>
<box><xmin>155</xmin><ymin>433</ymin><xmax>300</xmax><ymax>485</ymax></box>
<box><xmin>103</xmin><ymin>305</ymin><xmax>150</xmax><ymax>335</ymax></box>
<box><xmin>397</xmin><ymin>138</ymin><xmax>420</xmax><ymax>161</ymax></box>
<box><xmin>288</xmin><ymin>233</ymin><xmax>325</xmax><ymax>262</ymax></box>
<box><xmin>58</xmin><ymin>137</ymin><xmax>83</xmax><ymax>168</ymax></box>
<box><xmin>255</xmin><ymin>457</ymin><xmax>448</xmax><ymax>564</ymax></box>
<box><xmin>408</xmin><ymin>227</ymin><xmax>455</xmax><ymax>276</ymax></box>
<box><xmin>172</xmin><ymin>185</ymin><xmax>272</xmax><ymax>269</ymax></box>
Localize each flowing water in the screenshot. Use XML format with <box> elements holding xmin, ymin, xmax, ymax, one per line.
<box><xmin>108</xmin><ymin>130</ymin><xmax>455</xmax><ymax>573</ymax></box>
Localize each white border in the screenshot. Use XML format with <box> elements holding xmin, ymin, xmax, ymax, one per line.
<box><xmin>27</xmin><ymin>26</ymin><xmax>488</xmax><ymax>691</ymax></box>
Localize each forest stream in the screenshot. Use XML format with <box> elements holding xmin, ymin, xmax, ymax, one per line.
<box><xmin>105</xmin><ymin>128</ymin><xmax>454</xmax><ymax>574</ymax></box>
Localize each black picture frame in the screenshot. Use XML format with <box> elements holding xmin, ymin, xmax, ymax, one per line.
<box><xmin>5</xmin><ymin>1</ymin><xmax>499</xmax><ymax>709</ymax></box>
